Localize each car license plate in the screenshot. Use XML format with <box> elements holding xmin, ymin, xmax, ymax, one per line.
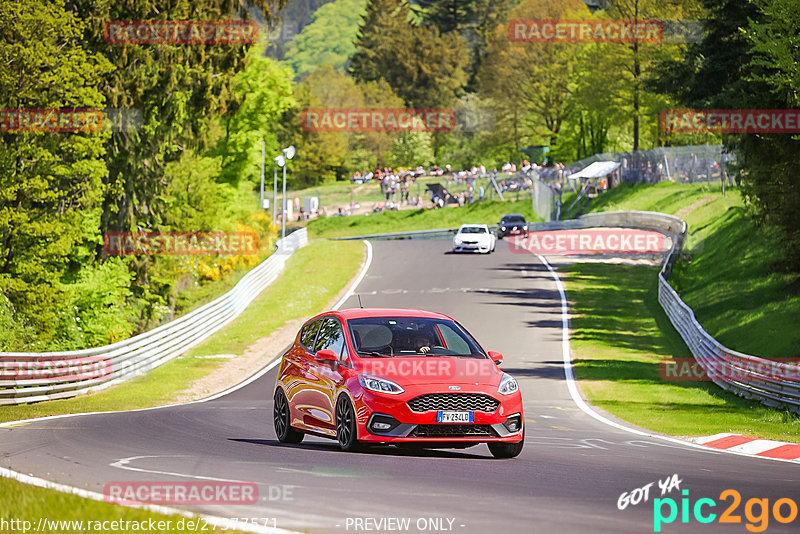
<box><xmin>437</xmin><ymin>411</ymin><xmax>474</xmax><ymax>423</ymax></box>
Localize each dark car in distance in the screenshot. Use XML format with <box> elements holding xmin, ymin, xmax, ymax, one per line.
<box><xmin>497</xmin><ymin>214</ymin><xmax>528</xmax><ymax>239</ymax></box>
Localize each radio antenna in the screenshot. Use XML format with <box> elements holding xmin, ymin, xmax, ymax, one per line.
<box><xmin>357</xmin><ymin>294</ymin><xmax>364</xmax><ymax>308</ymax></box>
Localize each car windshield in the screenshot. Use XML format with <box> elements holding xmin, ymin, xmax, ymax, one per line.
<box><xmin>502</xmin><ymin>216</ymin><xmax>525</xmax><ymax>223</ymax></box>
<box><xmin>460</xmin><ymin>227</ymin><xmax>486</xmax><ymax>234</ymax></box>
<box><xmin>348</xmin><ymin>317</ymin><xmax>487</xmax><ymax>358</ymax></box>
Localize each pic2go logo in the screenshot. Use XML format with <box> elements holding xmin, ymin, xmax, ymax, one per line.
<box><xmin>653</xmin><ymin>489</ymin><xmax>799</xmax><ymax>533</ymax></box>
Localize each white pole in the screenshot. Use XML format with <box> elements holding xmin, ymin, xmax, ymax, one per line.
<box><xmin>259</xmin><ymin>141</ymin><xmax>265</xmax><ymax>210</ymax></box>
<box><xmin>273</xmin><ymin>160</ymin><xmax>278</xmax><ymax>223</ymax></box>
<box><xmin>281</xmin><ymin>164</ymin><xmax>287</xmax><ymax>239</ymax></box>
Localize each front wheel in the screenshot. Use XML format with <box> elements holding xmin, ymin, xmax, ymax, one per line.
<box><xmin>488</xmin><ymin>430</ymin><xmax>524</xmax><ymax>459</ymax></box>
<box><xmin>336</xmin><ymin>395</ymin><xmax>361</xmax><ymax>452</ymax></box>
<box><xmin>274</xmin><ymin>389</ymin><xmax>304</xmax><ymax>444</ymax></box>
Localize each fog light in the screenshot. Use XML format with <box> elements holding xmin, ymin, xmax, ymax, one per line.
<box><xmin>368</xmin><ymin>414</ymin><xmax>400</xmax><ymax>434</ymax></box>
<box><xmin>503</xmin><ymin>414</ymin><xmax>522</xmax><ymax>433</ymax></box>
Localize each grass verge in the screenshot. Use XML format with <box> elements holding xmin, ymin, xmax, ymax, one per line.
<box><xmin>0</xmin><ymin>477</ymin><xmax>244</xmax><ymax>533</ymax></box>
<box><xmin>308</xmin><ymin>199</ymin><xmax>541</xmax><ymax>239</ymax></box>
<box><xmin>564</xmin><ymin>262</ymin><xmax>800</xmax><ymax>442</ymax></box>
<box><xmin>581</xmin><ymin>182</ymin><xmax>800</xmax><ymax>357</ymax></box>
<box><xmin>0</xmin><ymin>239</ymin><xmax>365</xmax><ymax>424</ymax></box>
<box><xmin>562</xmin><ymin>181</ymin><xmax>800</xmax><ymax>439</ymax></box>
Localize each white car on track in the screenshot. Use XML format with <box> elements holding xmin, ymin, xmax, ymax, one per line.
<box><xmin>452</xmin><ymin>224</ymin><xmax>496</xmax><ymax>254</ymax></box>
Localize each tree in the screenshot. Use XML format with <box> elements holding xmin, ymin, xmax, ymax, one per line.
<box><xmin>477</xmin><ymin>0</ymin><xmax>588</xmax><ymax>157</ymax></box>
<box><xmin>215</xmin><ymin>50</ymin><xmax>297</xmax><ymax>187</ymax></box>
<box><xmin>350</xmin><ymin>0</ymin><xmax>469</xmax><ymax>108</ymax></box>
<box><xmin>357</xmin><ymin>79</ymin><xmax>406</xmax><ymax>168</ymax></box>
<box><xmin>414</xmin><ymin>0</ymin><xmax>478</xmax><ymax>34</ymax></box>
<box><xmin>0</xmin><ymin>0</ymin><xmax>112</xmax><ymax>344</ymax></box>
<box><xmin>388</xmin><ymin>132</ymin><xmax>435</xmax><ymax>167</ymax></box>
<box><xmin>603</xmin><ymin>0</ymin><xmax>702</xmax><ymax>151</ymax></box>
<box><xmin>558</xmin><ymin>43</ymin><xmax>628</xmax><ymax>160</ymax></box>
<box><xmin>737</xmin><ymin>0</ymin><xmax>800</xmax><ymax>270</ymax></box>
<box><xmin>282</xmin><ymin>0</ymin><xmax>368</xmax><ymax>77</ymax></box>
<box><xmin>281</xmin><ymin>65</ymin><xmax>360</xmax><ymax>185</ymax></box>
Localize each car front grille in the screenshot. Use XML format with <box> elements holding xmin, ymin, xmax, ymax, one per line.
<box><xmin>407</xmin><ymin>393</ymin><xmax>500</xmax><ymax>413</ymax></box>
<box><xmin>409</xmin><ymin>424</ymin><xmax>497</xmax><ymax>438</ymax></box>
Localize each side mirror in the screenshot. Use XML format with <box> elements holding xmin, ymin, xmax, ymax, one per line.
<box><xmin>315</xmin><ymin>349</ymin><xmax>337</xmax><ymax>363</ymax></box>
<box><xmin>488</xmin><ymin>350</ymin><xmax>503</xmax><ymax>365</ymax></box>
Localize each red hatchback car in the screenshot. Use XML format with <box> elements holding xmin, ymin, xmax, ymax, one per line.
<box><xmin>273</xmin><ymin>308</ymin><xmax>524</xmax><ymax>458</ymax></box>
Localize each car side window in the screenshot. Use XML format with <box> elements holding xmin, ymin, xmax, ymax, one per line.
<box><xmin>314</xmin><ymin>317</ymin><xmax>346</xmax><ymax>358</ymax></box>
<box><xmin>300</xmin><ymin>319</ymin><xmax>322</xmax><ymax>351</ymax></box>
<box><xmin>435</xmin><ymin>323</ymin><xmax>471</xmax><ymax>354</ymax></box>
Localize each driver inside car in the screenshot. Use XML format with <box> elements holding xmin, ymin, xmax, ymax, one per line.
<box><xmin>410</xmin><ymin>333</ymin><xmax>433</xmax><ymax>354</ymax></box>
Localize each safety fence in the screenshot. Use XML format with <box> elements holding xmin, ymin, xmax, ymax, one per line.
<box><xmin>0</xmin><ymin>229</ymin><xmax>309</xmax><ymax>406</ymax></box>
<box><xmin>563</xmin><ymin>144</ymin><xmax>737</xmax><ymax>185</ymax></box>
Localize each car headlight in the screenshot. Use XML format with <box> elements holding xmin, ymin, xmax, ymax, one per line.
<box><xmin>498</xmin><ymin>373</ymin><xmax>519</xmax><ymax>395</ymax></box>
<box><xmin>501</xmin><ymin>226</ymin><xmax>506</xmax><ymax>231</ymax></box>
<box><xmin>359</xmin><ymin>373</ymin><xmax>405</xmax><ymax>394</ymax></box>
<box><xmin>454</xmin><ymin>237</ymin><xmax>462</xmax><ymax>244</ymax></box>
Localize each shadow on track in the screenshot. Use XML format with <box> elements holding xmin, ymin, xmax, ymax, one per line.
<box><xmin>229</xmin><ymin>438</ymin><xmax>490</xmax><ymax>459</ymax></box>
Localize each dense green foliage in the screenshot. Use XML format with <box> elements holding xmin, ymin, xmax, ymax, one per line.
<box><xmin>3</xmin><ymin>0</ymin><xmax>799</xmax><ymax>349</ymax></box>
<box><xmin>0</xmin><ymin>0</ymin><xmax>288</xmax><ymax>350</ymax></box>
<box><xmin>655</xmin><ymin>0</ymin><xmax>800</xmax><ymax>270</ymax></box>
<box><xmin>582</xmin><ymin>182</ymin><xmax>800</xmax><ymax>357</ymax></box>
<box><xmin>283</xmin><ymin>0</ymin><xmax>368</xmax><ymax>77</ymax></box>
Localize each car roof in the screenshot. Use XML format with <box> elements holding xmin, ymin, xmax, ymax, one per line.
<box><xmin>501</xmin><ymin>214</ymin><xmax>525</xmax><ymax>219</ymax></box>
<box><xmin>458</xmin><ymin>223</ymin><xmax>488</xmax><ymax>229</ymax></box>
<box><xmin>307</xmin><ymin>307</ymin><xmax>455</xmax><ymax>322</ymax></box>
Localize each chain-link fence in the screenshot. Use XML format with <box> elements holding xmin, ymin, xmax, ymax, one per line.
<box><xmin>279</xmin><ymin>171</ymin><xmax>559</xmax><ymax>221</ymax></box>
<box><xmin>565</xmin><ymin>144</ymin><xmax>738</xmax><ymax>185</ymax></box>
<box><xmin>277</xmin><ymin>145</ymin><xmax>732</xmax><ymax>223</ymax></box>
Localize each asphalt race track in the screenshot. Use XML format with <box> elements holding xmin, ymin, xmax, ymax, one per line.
<box><xmin>1</xmin><ymin>239</ymin><xmax>798</xmax><ymax>533</ymax></box>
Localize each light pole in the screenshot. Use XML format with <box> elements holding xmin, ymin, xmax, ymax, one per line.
<box><xmin>273</xmin><ymin>155</ymin><xmax>282</xmax><ymax>223</ymax></box>
<box><xmin>281</xmin><ymin>146</ymin><xmax>295</xmax><ymax>239</ymax></box>
<box><xmin>259</xmin><ymin>141</ymin><xmax>265</xmax><ymax>211</ymax></box>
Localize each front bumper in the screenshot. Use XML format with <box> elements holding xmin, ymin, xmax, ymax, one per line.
<box><xmin>352</xmin><ymin>389</ymin><xmax>524</xmax><ymax>444</ymax></box>
<box><xmin>498</xmin><ymin>228</ymin><xmax>527</xmax><ymax>237</ymax></box>
<box><xmin>453</xmin><ymin>242</ymin><xmax>491</xmax><ymax>253</ymax></box>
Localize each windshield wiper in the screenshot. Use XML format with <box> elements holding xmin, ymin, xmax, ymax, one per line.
<box><xmin>357</xmin><ymin>350</ymin><xmax>392</xmax><ymax>358</ymax></box>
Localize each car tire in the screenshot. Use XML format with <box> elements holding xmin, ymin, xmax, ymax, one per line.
<box><xmin>488</xmin><ymin>430</ymin><xmax>524</xmax><ymax>459</ymax></box>
<box><xmin>336</xmin><ymin>394</ymin><xmax>361</xmax><ymax>452</ymax></box>
<box><xmin>273</xmin><ymin>389</ymin><xmax>304</xmax><ymax>444</ymax></box>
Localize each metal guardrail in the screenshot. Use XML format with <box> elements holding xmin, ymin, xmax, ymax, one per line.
<box><xmin>0</xmin><ymin>229</ymin><xmax>309</xmax><ymax>405</ymax></box>
<box><xmin>333</xmin><ymin>228</ymin><xmax>458</xmax><ymax>241</ymax></box>
<box><xmin>540</xmin><ymin>211</ymin><xmax>800</xmax><ymax>414</ymax></box>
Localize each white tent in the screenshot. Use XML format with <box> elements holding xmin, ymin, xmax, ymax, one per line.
<box><xmin>569</xmin><ymin>161</ymin><xmax>621</xmax><ymax>179</ymax></box>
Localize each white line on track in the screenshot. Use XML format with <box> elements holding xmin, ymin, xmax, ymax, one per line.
<box><xmin>110</xmin><ymin>455</ymin><xmax>252</xmax><ymax>483</ymax></box>
<box><xmin>535</xmin><ymin>253</ymin><xmax>800</xmax><ymax>465</ymax></box>
<box><xmin>0</xmin><ymin>466</ymin><xmax>297</xmax><ymax>534</ymax></box>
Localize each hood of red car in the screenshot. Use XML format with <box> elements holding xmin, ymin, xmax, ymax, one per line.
<box><xmin>356</xmin><ymin>356</ymin><xmax>502</xmax><ymax>387</ymax></box>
